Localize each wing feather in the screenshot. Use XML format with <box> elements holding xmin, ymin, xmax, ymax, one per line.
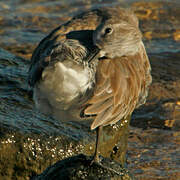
<box><xmin>28</xmin><ymin>9</ymin><xmax>103</xmax><ymax>87</ymax></box>
<box><xmin>87</xmin><ymin>91</ymin><xmax>112</xmax><ymax>104</ymax></box>
<box><xmin>85</xmin><ymin>42</ymin><xmax>151</xmax><ymax>130</ymax></box>
<box><xmin>85</xmin><ymin>98</ymin><xmax>112</xmax><ymax>115</ymax></box>
<box><xmin>91</xmin><ymin>106</ymin><xmax>113</xmax><ymax>129</ymax></box>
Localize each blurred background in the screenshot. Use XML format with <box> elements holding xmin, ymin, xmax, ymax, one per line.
<box><xmin>0</xmin><ymin>0</ymin><xmax>180</xmax><ymax>179</ymax></box>
<box><xmin>0</xmin><ymin>0</ymin><xmax>179</xmax><ymax>59</ymax></box>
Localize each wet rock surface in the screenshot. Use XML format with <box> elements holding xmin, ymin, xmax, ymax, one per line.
<box><xmin>0</xmin><ymin>0</ymin><xmax>180</xmax><ymax>180</ymax></box>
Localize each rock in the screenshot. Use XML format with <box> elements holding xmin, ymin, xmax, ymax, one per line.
<box><xmin>0</xmin><ymin>48</ymin><xmax>132</xmax><ymax>179</ymax></box>
<box><xmin>31</xmin><ymin>154</ymin><xmax>134</xmax><ymax>180</ymax></box>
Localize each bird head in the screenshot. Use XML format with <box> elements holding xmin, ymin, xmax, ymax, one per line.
<box><xmin>93</xmin><ymin>9</ymin><xmax>142</xmax><ymax>58</ymax></box>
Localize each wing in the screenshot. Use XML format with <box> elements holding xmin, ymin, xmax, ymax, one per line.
<box><xmin>84</xmin><ymin>42</ymin><xmax>152</xmax><ymax>130</ymax></box>
<box><xmin>28</xmin><ymin>9</ymin><xmax>105</xmax><ymax>87</ymax></box>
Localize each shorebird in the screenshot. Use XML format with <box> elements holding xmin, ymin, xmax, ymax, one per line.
<box><xmin>28</xmin><ymin>7</ymin><xmax>152</xmax><ymax>163</ymax></box>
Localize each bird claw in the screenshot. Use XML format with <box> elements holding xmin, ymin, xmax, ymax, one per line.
<box><xmin>90</xmin><ymin>154</ymin><xmax>101</xmax><ymax>166</ymax></box>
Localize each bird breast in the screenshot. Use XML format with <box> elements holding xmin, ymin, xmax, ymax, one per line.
<box><xmin>34</xmin><ymin>60</ymin><xmax>94</xmax><ymax>111</ymax></box>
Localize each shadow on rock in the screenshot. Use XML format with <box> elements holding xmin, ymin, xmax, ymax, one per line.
<box><xmin>31</xmin><ymin>154</ymin><xmax>134</xmax><ymax>180</ymax></box>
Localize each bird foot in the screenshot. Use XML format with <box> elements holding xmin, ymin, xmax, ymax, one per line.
<box><xmin>90</xmin><ymin>155</ymin><xmax>101</xmax><ymax>166</ymax></box>
<box><xmin>90</xmin><ymin>155</ymin><xmax>125</xmax><ymax>176</ymax></box>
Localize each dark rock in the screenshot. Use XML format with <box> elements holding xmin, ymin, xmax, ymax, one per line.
<box><xmin>31</xmin><ymin>154</ymin><xmax>134</xmax><ymax>180</ymax></box>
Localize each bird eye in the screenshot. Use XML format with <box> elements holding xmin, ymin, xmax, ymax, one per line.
<box><xmin>105</xmin><ymin>27</ymin><xmax>113</xmax><ymax>35</ymax></box>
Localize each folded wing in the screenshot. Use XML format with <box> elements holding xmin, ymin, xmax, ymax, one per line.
<box><xmin>85</xmin><ymin>42</ymin><xmax>152</xmax><ymax>130</ymax></box>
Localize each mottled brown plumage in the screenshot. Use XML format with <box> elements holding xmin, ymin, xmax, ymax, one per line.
<box><xmin>28</xmin><ymin>7</ymin><xmax>152</xmax><ymax>163</ymax></box>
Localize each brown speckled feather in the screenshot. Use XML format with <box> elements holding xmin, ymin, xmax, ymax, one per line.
<box><xmin>28</xmin><ymin>9</ymin><xmax>105</xmax><ymax>87</ymax></box>
<box><xmin>85</xmin><ymin>42</ymin><xmax>152</xmax><ymax>130</ymax></box>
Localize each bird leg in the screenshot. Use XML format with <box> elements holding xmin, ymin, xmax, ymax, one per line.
<box><xmin>91</xmin><ymin>126</ymin><xmax>103</xmax><ymax>164</ymax></box>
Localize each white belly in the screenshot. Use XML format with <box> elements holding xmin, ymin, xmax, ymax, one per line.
<box><xmin>33</xmin><ymin>61</ymin><xmax>94</xmax><ymax>121</ymax></box>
